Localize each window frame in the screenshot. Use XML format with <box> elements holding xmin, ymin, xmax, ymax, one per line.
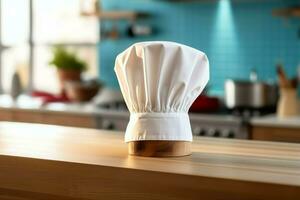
<box><xmin>0</xmin><ymin>0</ymin><xmax>98</xmax><ymax>94</ymax></box>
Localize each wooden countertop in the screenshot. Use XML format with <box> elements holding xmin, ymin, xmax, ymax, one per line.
<box><xmin>0</xmin><ymin>122</ymin><xmax>300</xmax><ymax>200</ymax></box>
<box><xmin>0</xmin><ymin>95</ymin><xmax>241</xmax><ymax>123</ymax></box>
<box><xmin>251</xmin><ymin>114</ymin><xmax>300</xmax><ymax>129</ymax></box>
<box><xmin>0</xmin><ymin>94</ymin><xmax>129</xmax><ymax>117</ymax></box>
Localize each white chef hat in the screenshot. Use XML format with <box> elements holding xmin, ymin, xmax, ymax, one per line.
<box><xmin>115</xmin><ymin>41</ymin><xmax>209</xmax><ymax>142</ymax></box>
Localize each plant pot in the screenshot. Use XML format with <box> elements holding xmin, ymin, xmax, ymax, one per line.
<box><xmin>57</xmin><ymin>69</ymin><xmax>81</xmax><ymax>92</ymax></box>
<box><xmin>65</xmin><ymin>80</ymin><xmax>100</xmax><ymax>102</ymax></box>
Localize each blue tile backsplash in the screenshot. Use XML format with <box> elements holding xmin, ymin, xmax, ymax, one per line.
<box><xmin>98</xmin><ymin>0</ymin><xmax>300</xmax><ymax>96</ymax></box>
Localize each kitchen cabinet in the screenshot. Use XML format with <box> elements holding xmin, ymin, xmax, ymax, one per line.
<box><xmin>0</xmin><ymin>108</ymin><xmax>97</xmax><ymax>128</ymax></box>
<box><xmin>0</xmin><ymin>95</ymin><xmax>98</xmax><ymax>128</ymax></box>
<box><xmin>251</xmin><ymin>126</ymin><xmax>300</xmax><ymax>143</ymax></box>
<box><xmin>0</xmin><ymin>122</ymin><xmax>299</xmax><ymax>200</ymax></box>
<box><xmin>250</xmin><ymin>115</ymin><xmax>300</xmax><ymax>143</ymax></box>
<box><xmin>0</xmin><ymin>109</ymin><xmax>13</xmax><ymax>121</ymax></box>
<box><xmin>41</xmin><ymin>112</ymin><xmax>96</xmax><ymax>128</ymax></box>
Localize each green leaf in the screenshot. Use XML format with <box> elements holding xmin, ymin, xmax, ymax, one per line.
<box><xmin>49</xmin><ymin>46</ymin><xmax>87</xmax><ymax>71</ymax></box>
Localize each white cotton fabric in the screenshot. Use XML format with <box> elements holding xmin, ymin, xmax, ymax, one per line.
<box><xmin>114</xmin><ymin>41</ymin><xmax>209</xmax><ymax>142</ymax></box>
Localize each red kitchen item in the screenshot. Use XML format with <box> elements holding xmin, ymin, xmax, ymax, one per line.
<box><xmin>31</xmin><ymin>91</ymin><xmax>70</xmax><ymax>104</ymax></box>
<box><xmin>190</xmin><ymin>95</ymin><xmax>220</xmax><ymax>113</ymax></box>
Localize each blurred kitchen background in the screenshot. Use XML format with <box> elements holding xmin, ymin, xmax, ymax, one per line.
<box><xmin>1</xmin><ymin>0</ymin><xmax>300</xmax><ymax>143</ymax></box>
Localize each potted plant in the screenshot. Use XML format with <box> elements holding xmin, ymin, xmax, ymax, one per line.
<box><xmin>49</xmin><ymin>46</ymin><xmax>87</xmax><ymax>92</ymax></box>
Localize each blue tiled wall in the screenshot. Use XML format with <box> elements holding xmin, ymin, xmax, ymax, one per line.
<box><xmin>99</xmin><ymin>0</ymin><xmax>300</xmax><ymax>96</ymax></box>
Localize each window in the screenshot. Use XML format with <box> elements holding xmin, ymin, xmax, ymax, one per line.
<box><xmin>0</xmin><ymin>0</ymin><xmax>99</xmax><ymax>94</ymax></box>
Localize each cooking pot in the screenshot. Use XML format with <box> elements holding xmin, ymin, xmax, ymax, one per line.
<box><xmin>224</xmin><ymin>79</ymin><xmax>278</xmax><ymax>109</ymax></box>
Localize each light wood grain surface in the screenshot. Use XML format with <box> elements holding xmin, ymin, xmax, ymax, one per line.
<box><xmin>251</xmin><ymin>125</ymin><xmax>300</xmax><ymax>143</ymax></box>
<box><xmin>251</xmin><ymin>114</ymin><xmax>300</xmax><ymax>128</ymax></box>
<box><xmin>0</xmin><ymin>122</ymin><xmax>299</xmax><ymax>200</ymax></box>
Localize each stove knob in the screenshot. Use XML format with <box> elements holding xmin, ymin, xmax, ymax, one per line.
<box><xmin>193</xmin><ymin>127</ymin><xmax>200</xmax><ymax>135</ymax></box>
<box><xmin>228</xmin><ymin>131</ymin><xmax>235</xmax><ymax>138</ymax></box>
<box><xmin>221</xmin><ymin>130</ymin><xmax>229</xmax><ymax>138</ymax></box>
<box><xmin>207</xmin><ymin>129</ymin><xmax>216</xmax><ymax>137</ymax></box>
<box><xmin>193</xmin><ymin>127</ymin><xmax>206</xmax><ymax>136</ymax></box>
<box><xmin>102</xmin><ymin>120</ymin><xmax>115</xmax><ymax>130</ymax></box>
<box><xmin>198</xmin><ymin>129</ymin><xmax>206</xmax><ymax>136</ymax></box>
<box><xmin>221</xmin><ymin>130</ymin><xmax>235</xmax><ymax>138</ymax></box>
<box><xmin>214</xmin><ymin>130</ymin><xmax>221</xmax><ymax>137</ymax></box>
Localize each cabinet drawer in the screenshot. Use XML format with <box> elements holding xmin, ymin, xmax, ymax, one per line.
<box><xmin>251</xmin><ymin>126</ymin><xmax>300</xmax><ymax>143</ymax></box>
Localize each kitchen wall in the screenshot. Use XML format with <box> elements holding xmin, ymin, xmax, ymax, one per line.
<box><xmin>99</xmin><ymin>0</ymin><xmax>300</xmax><ymax>96</ymax></box>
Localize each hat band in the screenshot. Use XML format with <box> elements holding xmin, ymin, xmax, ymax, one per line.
<box><xmin>125</xmin><ymin>112</ymin><xmax>193</xmax><ymax>142</ymax></box>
